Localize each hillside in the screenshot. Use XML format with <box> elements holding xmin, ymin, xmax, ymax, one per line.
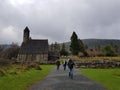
<box><xmin>64</xmin><ymin>39</ymin><xmax>120</xmax><ymax>49</ymax></box>
<box><xmin>82</xmin><ymin>39</ymin><xmax>120</xmax><ymax>48</ymax></box>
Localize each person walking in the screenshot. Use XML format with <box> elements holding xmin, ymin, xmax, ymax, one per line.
<box><xmin>68</xmin><ymin>59</ymin><xmax>75</xmax><ymax>79</ymax></box>
<box><xmin>63</xmin><ymin>60</ymin><xmax>67</xmax><ymax>70</ymax></box>
<box><xmin>56</xmin><ymin>60</ymin><xmax>60</xmax><ymax>70</ymax></box>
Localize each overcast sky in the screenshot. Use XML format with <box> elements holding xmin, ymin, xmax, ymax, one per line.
<box><xmin>0</xmin><ymin>0</ymin><xmax>120</xmax><ymax>45</ymax></box>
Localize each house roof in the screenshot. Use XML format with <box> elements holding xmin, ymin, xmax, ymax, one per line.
<box><xmin>19</xmin><ymin>39</ymin><xmax>48</xmax><ymax>54</ymax></box>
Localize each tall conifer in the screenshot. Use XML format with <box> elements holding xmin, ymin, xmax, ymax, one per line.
<box><xmin>70</xmin><ymin>32</ymin><xmax>80</xmax><ymax>55</ymax></box>
<box><xmin>70</xmin><ymin>31</ymin><xmax>86</xmax><ymax>55</ymax></box>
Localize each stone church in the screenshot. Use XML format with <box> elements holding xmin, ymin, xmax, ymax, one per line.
<box><xmin>17</xmin><ymin>27</ymin><xmax>48</xmax><ymax>63</ymax></box>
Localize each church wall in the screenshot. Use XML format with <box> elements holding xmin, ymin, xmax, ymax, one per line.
<box><xmin>36</xmin><ymin>53</ymin><xmax>48</xmax><ymax>63</ymax></box>
<box><xmin>17</xmin><ymin>53</ymin><xmax>48</xmax><ymax>64</ymax></box>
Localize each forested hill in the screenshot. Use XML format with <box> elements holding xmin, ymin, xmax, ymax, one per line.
<box><xmin>65</xmin><ymin>39</ymin><xmax>120</xmax><ymax>49</ymax></box>
<box><xmin>82</xmin><ymin>39</ymin><xmax>120</xmax><ymax>48</ymax></box>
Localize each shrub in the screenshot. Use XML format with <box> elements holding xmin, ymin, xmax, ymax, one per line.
<box><xmin>0</xmin><ymin>70</ymin><xmax>6</xmax><ymax>77</ymax></box>
<box><xmin>34</xmin><ymin>64</ymin><xmax>42</xmax><ymax>70</ymax></box>
<box><xmin>25</xmin><ymin>63</ymin><xmax>42</xmax><ymax>70</ymax></box>
<box><xmin>9</xmin><ymin>71</ymin><xmax>17</xmax><ymax>75</ymax></box>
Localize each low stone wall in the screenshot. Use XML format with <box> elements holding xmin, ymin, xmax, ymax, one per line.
<box><xmin>75</xmin><ymin>60</ymin><xmax>120</xmax><ymax>68</ymax></box>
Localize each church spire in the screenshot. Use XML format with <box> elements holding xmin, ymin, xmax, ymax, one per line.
<box><xmin>23</xmin><ymin>26</ymin><xmax>30</xmax><ymax>43</ymax></box>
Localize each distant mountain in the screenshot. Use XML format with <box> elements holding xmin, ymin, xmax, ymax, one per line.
<box><xmin>64</xmin><ymin>39</ymin><xmax>120</xmax><ymax>49</ymax></box>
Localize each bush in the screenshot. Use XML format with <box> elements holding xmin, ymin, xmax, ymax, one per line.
<box><xmin>34</xmin><ymin>64</ymin><xmax>42</xmax><ymax>70</ymax></box>
<box><xmin>25</xmin><ymin>63</ymin><xmax>42</xmax><ymax>70</ymax></box>
<box><xmin>0</xmin><ymin>70</ymin><xmax>6</xmax><ymax>77</ymax></box>
<box><xmin>9</xmin><ymin>71</ymin><xmax>17</xmax><ymax>75</ymax></box>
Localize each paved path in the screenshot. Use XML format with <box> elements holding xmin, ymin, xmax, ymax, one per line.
<box><xmin>29</xmin><ymin>66</ymin><xmax>106</xmax><ymax>90</ymax></box>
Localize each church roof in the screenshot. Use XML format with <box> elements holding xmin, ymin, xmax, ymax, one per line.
<box><xmin>19</xmin><ymin>39</ymin><xmax>48</xmax><ymax>54</ymax></box>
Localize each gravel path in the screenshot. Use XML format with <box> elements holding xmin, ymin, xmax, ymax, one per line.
<box><xmin>29</xmin><ymin>66</ymin><xmax>106</xmax><ymax>90</ymax></box>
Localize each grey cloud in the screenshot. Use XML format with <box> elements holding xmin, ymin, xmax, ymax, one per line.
<box><xmin>0</xmin><ymin>0</ymin><xmax>120</xmax><ymax>44</ymax></box>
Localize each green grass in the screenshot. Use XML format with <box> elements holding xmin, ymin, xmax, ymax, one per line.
<box><xmin>81</xmin><ymin>69</ymin><xmax>120</xmax><ymax>90</ymax></box>
<box><xmin>0</xmin><ymin>65</ymin><xmax>54</xmax><ymax>90</ymax></box>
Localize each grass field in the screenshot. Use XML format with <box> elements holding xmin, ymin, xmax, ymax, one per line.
<box><xmin>0</xmin><ymin>65</ymin><xmax>54</xmax><ymax>90</ymax></box>
<box><xmin>81</xmin><ymin>69</ymin><xmax>120</xmax><ymax>90</ymax></box>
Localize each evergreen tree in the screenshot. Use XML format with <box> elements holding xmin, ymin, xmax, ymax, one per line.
<box><xmin>50</xmin><ymin>42</ymin><xmax>60</xmax><ymax>52</ymax></box>
<box><xmin>103</xmin><ymin>45</ymin><xmax>117</xmax><ymax>56</ymax></box>
<box><xmin>60</xmin><ymin>43</ymin><xmax>68</xmax><ymax>56</ymax></box>
<box><xmin>70</xmin><ymin>32</ymin><xmax>80</xmax><ymax>55</ymax></box>
<box><xmin>78</xmin><ymin>39</ymin><xmax>87</xmax><ymax>56</ymax></box>
<box><xmin>54</xmin><ymin>42</ymin><xmax>60</xmax><ymax>52</ymax></box>
<box><xmin>78</xmin><ymin>39</ymin><xmax>85</xmax><ymax>52</ymax></box>
<box><xmin>50</xmin><ymin>43</ymin><xmax>54</xmax><ymax>51</ymax></box>
<box><xmin>70</xmin><ymin>31</ymin><xmax>86</xmax><ymax>55</ymax></box>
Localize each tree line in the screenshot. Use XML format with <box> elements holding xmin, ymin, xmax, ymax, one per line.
<box><xmin>0</xmin><ymin>32</ymin><xmax>119</xmax><ymax>61</ymax></box>
<box><xmin>50</xmin><ymin>31</ymin><xmax>120</xmax><ymax>57</ymax></box>
<box><xmin>0</xmin><ymin>43</ymin><xmax>19</xmax><ymax>59</ymax></box>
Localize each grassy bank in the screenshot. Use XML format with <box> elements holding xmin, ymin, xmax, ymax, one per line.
<box><xmin>81</xmin><ymin>69</ymin><xmax>120</xmax><ymax>90</ymax></box>
<box><xmin>0</xmin><ymin>65</ymin><xmax>54</xmax><ymax>90</ymax></box>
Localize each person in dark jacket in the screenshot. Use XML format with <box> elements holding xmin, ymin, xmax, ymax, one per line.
<box><xmin>68</xmin><ymin>59</ymin><xmax>75</xmax><ymax>79</ymax></box>
<box><xmin>56</xmin><ymin>60</ymin><xmax>60</xmax><ymax>70</ymax></box>
<box><xmin>63</xmin><ymin>60</ymin><xmax>67</xmax><ymax>70</ymax></box>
